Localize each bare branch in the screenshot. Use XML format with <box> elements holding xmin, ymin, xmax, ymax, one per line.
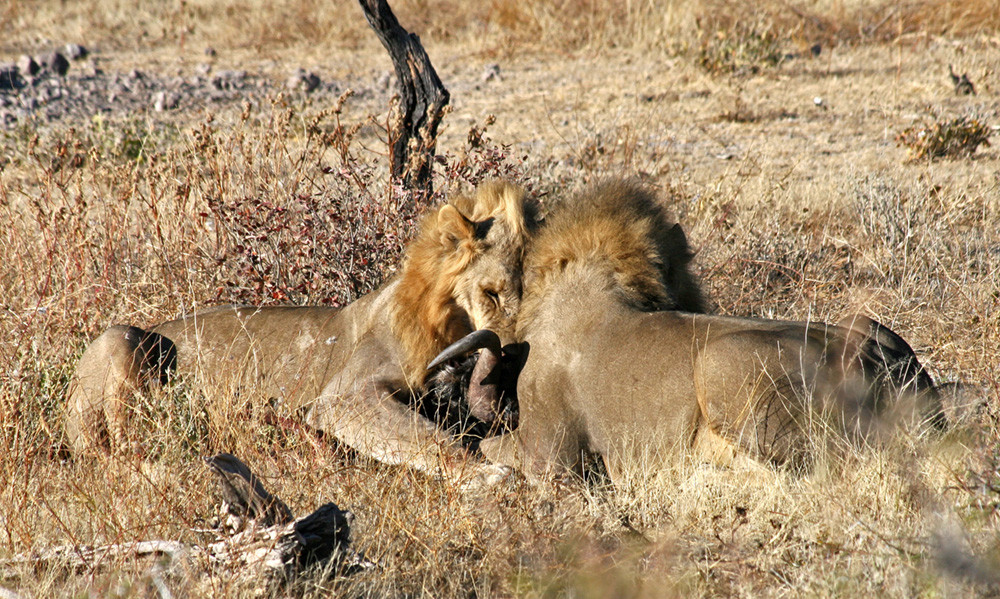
<box><xmin>358</xmin><ymin>0</ymin><xmax>449</xmax><ymax>198</ymax></box>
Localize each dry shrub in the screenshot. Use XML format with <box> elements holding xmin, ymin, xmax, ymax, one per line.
<box><xmin>203</xmin><ymin>98</ymin><xmax>421</xmax><ymax>307</ymax></box>
<box><xmin>696</xmin><ymin>13</ymin><xmax>784</xmax><ymax>75</ymax></box>
<box><xmin>896</xmin><ymin>115</ymin><xmax>993</xmax><ymax>161</ymax></box>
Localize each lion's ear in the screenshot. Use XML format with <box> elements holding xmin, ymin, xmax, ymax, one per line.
<box><xmin>663</xmin><ymin>223</ymin><xmax>694</xmax><ymax>262</ymax></box>
<box><xmin>437</xmin><ymin>204</ymin><xmax>476</xmax><ymax>249</ymax></box>
<box><xmin>474</xmin><ymin>217</ymin><xmax>495</xmax><ymax>240</ymax></box>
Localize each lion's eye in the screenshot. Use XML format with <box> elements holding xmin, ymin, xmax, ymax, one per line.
<box><xmin>484</xmin><ymin>289</ymin><xmax>500</xmax><ymax>305</ymax></box>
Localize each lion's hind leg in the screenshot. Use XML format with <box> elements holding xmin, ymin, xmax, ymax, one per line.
<box><xmin>64</xmin><ymin>325</ymin><xmax>177</xmax><ymax>454</ymax></box>
<box><xmin>835</xmin><ymin>315</ymin><xmax>946</xmax><ymax>436</ymax></box>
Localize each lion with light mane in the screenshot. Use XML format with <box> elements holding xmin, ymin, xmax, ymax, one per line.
<box><xmin>65</xmin><ymin>181</ymin><xmax>535</xmax><ymax>481</ymax></box>
<box><xmin>436</xmin><ymin>179</ymin><xmax>946</xmax><ymax>485</ymax></box>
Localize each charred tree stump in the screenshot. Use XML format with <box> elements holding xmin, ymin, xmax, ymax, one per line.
<box><xmin>205</xmin><ymin>453</ymin><xmax>294</xmax><ymax>528</ymax></box>
<box><xmin>203</xmin><ymin>453</ymin><xmax>368</xmax><ymax>581</ymax></box>
<box><xmin>1</xmin><ymin>455</ymin><xmax>371</xmax><ymax>589</ymax></box>
<box><xmin>358</xmin><ymin>0</ymin><xmax>450</xmax><ymax>199</ymax></box>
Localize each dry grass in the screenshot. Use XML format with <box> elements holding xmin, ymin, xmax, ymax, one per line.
<box><xmin>4</xmin><ymin>0</ymin><xmax>1000</xmax><ymax>58</ymax></box>
<box><xmin>3</xmin><ymin>0</ymin><xmax>1000</xmax><ymax>597</ymax></box>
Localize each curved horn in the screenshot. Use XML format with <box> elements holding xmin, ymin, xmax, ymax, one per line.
<box><xmin>427</xmin><ymin>329</ymin><xmax>502</xmax><ymax>370</ymax></box>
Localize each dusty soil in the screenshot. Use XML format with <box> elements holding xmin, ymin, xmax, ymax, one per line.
<box><xmin>6</xmin><ymin>38</ymin><xmax>997</xmax><ymax>195</ymax></box>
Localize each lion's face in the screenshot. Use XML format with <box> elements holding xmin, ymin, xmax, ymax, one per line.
<box><xmin>390</xmin><ymin>181</ymin><xmax>536</xmax><ymax>384</ymax></box>
<box><xmin>451</xmin><ymin>216</ymin><xmax>524</xmax><ymax>345</ymax></box>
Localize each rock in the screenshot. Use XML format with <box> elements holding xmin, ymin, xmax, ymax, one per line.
<box><xmin>376</xmin><ymin>70</ymin><xmax>393</xmax><ymax>90</ymax></box>
<box><xmin>17</xmin><ymin>55</ymin><xmax>39</xmax><ymax>76</ymax></box>
<box><xmin>196</xmin><ymin>63</ymin><xmax>212</xmax><ymax>76</ymax></box>
<box><xmin>129</xmin><ymin>69</ymin><xmax>144</xmax><ymax>80</ymax></box>
<box><xmin>40</xmin><ymin>52</ymin><xmax>70</xmax><ymax>76</ymax></box>
<box><xmin>212</xmin><ymin>70</ymin><xmax>247</xmax><ymax>90</ymax></box>
<box><xmin>204</xmin><ymin>47</ymin><xmax>217</xmax><ymax>57</ymax></box>
<box><xmin>286</xmin><ymin>69</ymin><xmax>321</xmax><ymax>93</ymax></box>
<box><xmin>64</xmin><ymin>44</ymin><xmax>89</xmax><ymax>60</ymax></box>
<box><xmin>153</xmin><ymin>91</ymin><xmax>180</xmax><ymax>111</ymax></box>
<box><xmin>481</xmin><ymin>63</ymin><xmax>501</xmax><ymax>83</ymax></box>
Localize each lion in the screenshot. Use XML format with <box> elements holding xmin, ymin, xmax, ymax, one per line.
<box><xmin>433</xmin><ymin>179</ymin><xmax>946</xmax><ymax>485</ymax></box>
<box><xmin>64</xmin><ymin>181</ymin><xmax>536</xmax><ymax>481</ymax></box>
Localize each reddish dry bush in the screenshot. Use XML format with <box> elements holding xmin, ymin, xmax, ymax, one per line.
<box><xmin>436</xmin><ymin>114</ymin><xmax>531</xmax><ymax>194</ymax></box>
<box><xmin>207</xmin><ymin>185</ymin><xmax>421</xmax><ymax>307</ymax></box>
<box><xmin>202</xmin><ymin>110</ymin><xmax>529</xmax><ymax>308</ymax></box>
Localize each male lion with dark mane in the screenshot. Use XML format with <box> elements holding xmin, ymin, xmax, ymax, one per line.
<box><xmin>436</xmin><ymin>179</ymin><xmax>946</xmax><ymax>485</ymax></box>
<box><xmin>65</xmin><ymin>181</ymin><xmax>536</xmax><ymax>482</ymax></box>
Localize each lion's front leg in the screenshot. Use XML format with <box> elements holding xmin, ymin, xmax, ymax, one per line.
<box><xmin>306</xmin><ymin>375</ymin><xmax>509</xmax><ymax>487</ymax></box>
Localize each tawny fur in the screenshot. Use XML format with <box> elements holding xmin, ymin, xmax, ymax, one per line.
<box><xmin>391</xmin><ymin>182</ymin><xmax>535</xmax><ymax>387</ymax></box>
<box><xmin>65</xmin><ymin>181</ymin><xmax>536</xmax><ymax>485</ymax></box>
<box><xmin>480</xmin><ymin>178</ymin><xmax>944</xmax><ymax>483</ymax></box>
<box><xmin>519</xmin><ymin>179</ymin><xmax>705</xmax><ymax>336</ymax></box>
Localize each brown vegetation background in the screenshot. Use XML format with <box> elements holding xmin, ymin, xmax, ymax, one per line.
<box><xmin>2</xmin><ymin>0</ymin><xmax>999</xmax><ymax>596</ymax></box>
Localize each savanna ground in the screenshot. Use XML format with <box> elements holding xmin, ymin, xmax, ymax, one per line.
<box><xmin>2</xmin><ymin>0</ymin><xmax>1000</xmax><ymax>596</ymax></box>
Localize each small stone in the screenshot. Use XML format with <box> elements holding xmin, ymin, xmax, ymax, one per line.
<box><xmin>196</xmin><ymin>63</ymin><xmax>212</xmax><ymax>76</ymax></box>
<box><xmin>17</xmin><ymin>55</ymin><xmax>39</xmax><ymax>76</ymax></box>
<box><xmin>376</xmin><ymin>70</ymin><xmax>393</xmax><ymax>91</ymax></box>
<box><xmin>810</xmin><ymin>43</ymin><xmax>822</xmax><ymax>57</ymax></box>
<box><xmin>64</xmin><ymin>43</ymin><xmax>89</xmax><ymax>60</ymax></box>
<box><xmin>40</xmin><ymin>51</ymin><xmax>70</xmax><ymax>76</ymax></box>
<box><xmin>204</xmin><ymin>46</ymin><xmax>217</xmax><ymax>57</ymax></box>
<box><xmin>212</xmin><ymin>70</ymin><xmax>247</xmax><ymax>90</ymax></box>
<box><xmin>153</xmin><ymin>91</ymin><xmax>180</xmax><ymax>111</ymax></box>
<box><xmin>286</xmin><ymin>69</ymin><xmax>320</xmax><ymax>93</ymax></box>
<box><xmin>218</xmin><ymin>69</ymin><xmax>246</xmax><ymax>81</ymax></box>
<box><xmin>129</xmin><ymin>69</ymin><xmax>144</xmax><ymax>80</ymax></box>
<box><xmin>481</xmin><ymin>63</ymin><xmax>501</xmax><ymax>83</ymax></box>
<box><xmin>813</xmin><ymin>96</ymin><xmax>824</xmax><ymax>106</ymax></box>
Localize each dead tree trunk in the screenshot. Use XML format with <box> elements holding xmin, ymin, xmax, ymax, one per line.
<box><xmin>358</xmin><ymin>0</ymin><xmax>450</xmax><ymax>199</ymax></box>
